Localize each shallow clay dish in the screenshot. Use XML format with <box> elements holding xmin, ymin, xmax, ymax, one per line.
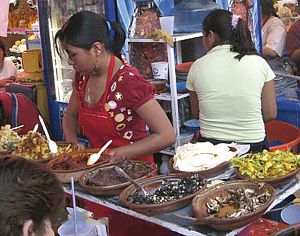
<box><xmin>168</xmin><ymin>157</ymin><xmax>229</xmax><ymax>178</ymax></box>
<box><xmin>79</xmin><ymin>161</ymin><xmax>157</xmax><ymax>196</ymax></box>
<box><xmin>192</xmin><ymin>180</ymin><xmax>276</xmax><ymax>231</ymax></box>
<box><xmin>47</xmin><ymin>148</ymin><xmax>111</xmax><ymax>183</ymax></box>
<box><xmin>234</xmin><ymin>167</ymin><xmax>300</xmax><ymax>188</ymax></box>
<box><xmin>119</xmin><ymin>173</ymin><xmax>207</xmax><ymax>216</ymax></box>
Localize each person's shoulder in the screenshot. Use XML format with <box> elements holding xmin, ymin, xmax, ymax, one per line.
<box><xmin>268</xmin><ymin>17</ymin><xmax>286</xmax><ymax>28</ymax></box>
<box><xmin>118</xmin><ymin>64</ymin><xmax>145</xmax><ymax>81</ymax></box>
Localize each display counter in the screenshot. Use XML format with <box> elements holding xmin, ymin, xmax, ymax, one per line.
<box><xmin>64</xmin><ymin>174</ymin><xmax>300</xmax><ymax>236</ymax></box>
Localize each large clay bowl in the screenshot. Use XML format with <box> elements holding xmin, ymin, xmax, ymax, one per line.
<box><xmin>47</xmin><ymin>148</ymin><xmax>112</xmax><ymax>183</ymax></box>
<box><xmin>168</xmin><ymin>157</ymin><xmax>229</xmax><ymax>178</ymax></box>
<box><xmin>79</xmin><ymin>161</ymin><xmax>157</xmax><ymax>196</ymax></box>
<box><xmin>119</xmin><ymin>173</ymin><xmax>207</xmax><ymax>216</ymax></box>
<box><xmin>234</xmin><ymin>167</ymin><xmax>300</xmax><ymax>188</ymax></box>
<box><xmin>192</xmin><ymin>180</ymin><xmax>276</xmax><ymax>231</ymax></box>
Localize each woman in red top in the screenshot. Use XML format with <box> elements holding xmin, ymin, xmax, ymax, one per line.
<box><xmin>55</xmin><ymin>11</ymin><xmax>175</xmax><ymax>163</ymax></box>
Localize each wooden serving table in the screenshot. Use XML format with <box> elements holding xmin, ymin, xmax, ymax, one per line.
<box><xmin>63</xmin><ymin>173</ymin><xmax>300</xmax><ymax>236</ymax></box>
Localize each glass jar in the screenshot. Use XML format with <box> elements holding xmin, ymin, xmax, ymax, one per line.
<box><xmin>128</xmin><ymin>0</ymin><xmax>168</xmax><ymax>81</ymax></box>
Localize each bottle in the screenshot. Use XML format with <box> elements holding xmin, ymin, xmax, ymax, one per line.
<box><xmin>84</xmin><ymin>0</ymin><xmax>92</xmax><ymax>11</ymax></box>
<box><xmin>128</xmin><ymin>0</ymin><xmax>168</xmax><ymax>81</ymax></box>
<box><xmin>91</xmin><ymin>0</ymin><xmax>98</xmax><ymax>14</ymax></box>
<box><xmin>77</xmin><ymin>0</ymin><xmax>84</xmax><ymax>11</ymax></box>
<box><xmin>172</xmin><ymin>0</ymin><xmax>219</xmax><ymax>33</ymax></box>
<box><xmin>67</xmin><ymin>0</ymin><xmax>77</xmax><ymax>17</ymax></box>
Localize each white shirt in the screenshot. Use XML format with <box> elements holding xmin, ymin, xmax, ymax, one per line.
<box><xmin>262</xmin><ymin>17</ymin><xmax>287</xmax><ymax>57</ymax></box>
<box><xmin>187</xmin><ymin>45</ymin><xmax>276</xmax><ymax>143</ymax></box>
<box><xmin>0</xmin><ymin>57</ymin><xmax>17</xmax><ymax>80</ymax></box>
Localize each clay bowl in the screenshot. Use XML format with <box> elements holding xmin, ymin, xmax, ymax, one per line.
<box><xmin>192</xmin><ymin>180</ymin><xmax>276</xmax><ymax>231</ymax></box>
<box><xmin>119</xmin><ymin>173</ymin><xmax>207</xmax><ymax>216</ymax></box>
<box><xmin>79</xmin><ymin>160</ymin><xmax>157</xmax><ymax>196</ymax></box>
<box><xmin>234</xmin><ymin>167</ymin><xmax>300</xmax><ymax>188</ymax></box>
<box><xmin>47</xmin><ymin>148</ymin><xmax>112</xmax><ymax>183</ymax></box>
<box><xmin>168</xmin><ymin>157</ymin><xmax>230</xmax><ymax>179</ymax></box>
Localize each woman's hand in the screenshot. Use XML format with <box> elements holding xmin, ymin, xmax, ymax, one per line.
<box><xmin>75</xmin><ymin>142</ymin><xmax>86</xmax><ymax>150</ymax></box>
<box><xmin>107</xmin><ymin>149</ymin><xmax>126</xmax><ymax>163</ymax></box>
<box><xmin>0</xmin><ymin>79</ymin><xmax>13</xmax><ymax>87</ymax></box>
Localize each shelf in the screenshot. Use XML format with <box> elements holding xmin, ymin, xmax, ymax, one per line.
<box><xmin>155</xmin><ymin>92</ymin><xmax>189</xmax><ymax>101</ymax></box>
<box><xmin>127</xmin><ymin>32</ymin><xmax>203</xmax><ymax>43</ymax></box>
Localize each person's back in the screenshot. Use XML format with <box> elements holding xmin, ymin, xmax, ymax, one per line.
<box><xmin>187</xmin><ymin>9</ymin><xmax>277</xmax><ymax>152</ymax></box>
<box><xmin>189</xmin><ymin>47</ymin><xmax>274</xmax><ymax>143</ymax></box>
<box><xmin>0</xmin><ymin>156</ymin><xmax>64</xmax><ymax>236</ymax></box>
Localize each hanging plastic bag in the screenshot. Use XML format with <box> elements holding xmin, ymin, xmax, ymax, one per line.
<box><xmin>154</xmin><ymin>0</ymin><xmax>174</xmax><ymax>16</ymax></box>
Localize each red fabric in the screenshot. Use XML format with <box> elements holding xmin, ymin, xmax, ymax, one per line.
<box><xmin>0</xmin><ymin>92</ymin><xmax>43</xmax><ymax>134</ymax></box>
<box><xmin>287</xmin><ymin>18</ymin><xmax>300</xmax><ymax>82</ymax></box>
<box><xmin>76</xmin><ymin>56</ymin><xmax>154</xmax><ymax>162</ymax></box>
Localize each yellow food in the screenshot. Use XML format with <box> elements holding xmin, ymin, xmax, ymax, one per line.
<box><xmin>21</xmin><ymin>38</ymin><xmax>26</xmax><ymax>44</ymax></box>
<box><xmin>12</xmin><ymin>131</ymin><xmax>76</xmax><ymax>160</ymax></box>
<box><xmin>231</xmin><ymin>150</ymin><xmax>300</xmax><ymax>179</ymax></box>
<box><xmin>0</xmin><ymin>125</ymin><xmax>21</xmax><ymax>152</ymax></box>
<box><xmin>15</xmin><ymin>40</ymin><xmax>21</xmax><ymax>46</ymax></box>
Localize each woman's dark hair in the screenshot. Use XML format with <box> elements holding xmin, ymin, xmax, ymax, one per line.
<box><xmin>55</xmin><ymin>11</ymin><xmax>125</xmax><ymax>58</ymax></box>
<box><xmin>0</xmin><ymin>40</ymin><xmax>7</xmax><ymax>58</ymax></box>
<box><xmin>261</xmin><ymin>0</ymin><xmax>277</xmax><ymax>17</ymax></box>
<box><xmin>0</xmin><ymin>156</ymin><xmax>65</xmax><ymax>236</ymax></box>
<box><xmin>203</xmin><ymin>9</ymin><xmax>258</xmax><ymax>60</ymax></box>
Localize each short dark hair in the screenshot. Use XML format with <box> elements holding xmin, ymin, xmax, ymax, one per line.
<box><xmin>0</xmin><ymin>40</ymin><xmax>7</xmax><ymax>57</ymax></box>
<box><xmin>55</xmin><ymin>11</ymin><xmax>125</xmax><ymax>59</ymax></box>
<box><xmin>0</xmin><ymin>156</ymin><xmax>65</xmax><ymax>236</ymax></box>
<box><xmin>261</xmin><ymin>0</ymin><xmax>277</xmax><ymax>16</ymax></box>
<box><xmin>203</xmin><ymin>9</ymin><xmax>258</xmax><ymax>60</ymax></box>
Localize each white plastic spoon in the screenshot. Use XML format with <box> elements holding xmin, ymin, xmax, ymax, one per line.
<box><xmin>87</xmin><ymin>140</ymin><xmax>112</xmax><ymax>166</ymax></box>
<box><xmin>11</xmin><ymin>124</ymin><xmax>24</xmax><ymax>130</ymax></box>
<box><xmin>32</xmin><ymin>124</ymin><xmax>39</xmax><ymax>132</ymax></box>
<box><xmin>38</xmin><ymin>115</ymin><xmax>58</xmax><ymax>153</ymax></box>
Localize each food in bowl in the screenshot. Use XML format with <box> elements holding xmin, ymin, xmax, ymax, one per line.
<box><xmin>0</xmin><ymin>125</ymin><xmax>21</xmax><ymax>153</ymax></box>
<box><xmin>173</xmin><ymin>142</ymin><xmax>238</xmax><ymax>172</ymax></box>
<box><xmin>192</xmin><ymin>180</ymin><xmax>276</xmax><ymax>230</ymax></box>
<box><xmin>127</xmin><ymin>174</ymin><xmax>206</xmax><ymax>204</ymax></box>
<box><xmin>84</xmin><ymin>160</ymin><xmax>155</xmax><ymax>186</ymax></box>
<box><xmin>50</xmin><ymin>150</ymin><xmax>110</xmax><ymax>171</ymax></box>
<box><xmin>206</xmin><ymin>184</ymin><xmax>272</xmax><ymax>218</ymax></box>
<box><xmin>231</xmin><ymin>150</ymin><xmax>300</xmax><ymax>179</ymax></box>
<box><xmin>12</xmin><ymin>131</ymin><xmax>76</xmax><ymax>160</ymax></box>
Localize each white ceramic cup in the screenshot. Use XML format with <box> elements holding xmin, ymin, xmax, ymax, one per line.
<box><xmin>151</xmin><ymin>62</ymin><xmax>169</xmax><ymax>80</ymax></box>
<box><xmin>159</xmin><ymin>16</ymin><xmax>175</xmax><ymax>35</ymax></box>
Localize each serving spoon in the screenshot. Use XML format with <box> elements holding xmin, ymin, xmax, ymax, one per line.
<box><xmin>114</xmin><ymin>166</ymin><xmax>148</xmax><ymax>196</ymax></box>
<box><xmin>87</xmin><ymin>140</ymin><xmax>112</xmax><ymax>166</ymax></box>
